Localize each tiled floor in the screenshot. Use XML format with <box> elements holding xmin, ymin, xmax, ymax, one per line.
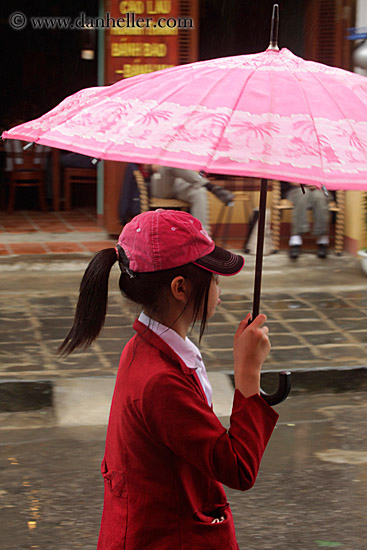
<box><xmin>0</xmin><ymin>209</ymin><xmax>115</xmax><ymax>255</ymax></box>
<box><xmin>0</xmin><ymin>208</ymin><xmax>338</xmax><ymax>257</ymax></box>
<box><xmin>0</xmin><ymin>208</ymin><xmax>250</xmax><ymax>256</ymax></box>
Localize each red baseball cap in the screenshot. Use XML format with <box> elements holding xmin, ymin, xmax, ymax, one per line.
<box><xmin>117</xmin><ymin>210</ymin><xmax>244</xmax><ymax>276</ymax></box>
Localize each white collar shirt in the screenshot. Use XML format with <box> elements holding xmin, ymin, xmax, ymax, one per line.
<box><xmin>138</xmin><ymin>311</ymin><xmax>212</xmax><ymax>407</ymax></box>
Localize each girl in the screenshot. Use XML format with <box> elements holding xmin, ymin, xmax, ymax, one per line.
<box><xmin>59</xmin><ymin>209</ymin><xmax>278</xmax><ymax>550</ymax></box>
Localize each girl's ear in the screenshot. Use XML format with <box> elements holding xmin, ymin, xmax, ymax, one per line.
<box><xmin>170</xmin><ymin>276</ymin><xmax>190</xmax><ymax>302</ymax></box>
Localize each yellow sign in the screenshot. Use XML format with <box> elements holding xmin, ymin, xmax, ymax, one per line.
<box><xmin>119</xmin><ymin>1</ymin><xmax>145</xmax><ymax>14</ymax></box>
<box><xmin>122</xmin><ymin>63</ymin><xmax>174</xmax><ymax>77</ymax></box>
<box><xmin>146</xmin><ymin>1</ymin><xmax>172</xmax><ymax>14</ymax></box>
<box><xmin>108</xmin><ymin>0</ymin><xmax>182</xmax><ymax>82</ymax></box>
<box><xmin>118</xmin><ymin>1</ymin><xmax>172</xmax><ymax>15</ymax></box>
<box><xmin>111</xmin><ymin>42</ymin><xmax>168</xmax><ymax>57</ymax></box>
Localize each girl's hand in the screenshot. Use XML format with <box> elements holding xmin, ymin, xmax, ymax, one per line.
<box><xmin>233</xmin><ymin>313</ymin><xmax>270</xmax><ymax>398</ymax></box>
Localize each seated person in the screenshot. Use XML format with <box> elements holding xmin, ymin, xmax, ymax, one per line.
<box><xmin>150</xmin><ymin>165</ymin><xmax>234</xmax><ymax>232</ymax></box>
<box><xmin>285</xmin><ymin>182</ymin><xmax>330</xmax><ymax>259</ymax></box>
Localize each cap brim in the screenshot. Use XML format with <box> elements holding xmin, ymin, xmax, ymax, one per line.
<box><xmin>193</xmin><ymin>245</ymin><xmax>244</xmax><ymax>276</ymax></box>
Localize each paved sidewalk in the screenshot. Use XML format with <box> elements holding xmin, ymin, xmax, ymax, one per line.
<box><xmin>0</xmin><ymin>273</ymin><xmax>366</xmax><ymax>380</ymax></box>
<box><xmin>0</xmin><ymin>247</ymin><xmax>366</xmax><ymax>419</ymax></box>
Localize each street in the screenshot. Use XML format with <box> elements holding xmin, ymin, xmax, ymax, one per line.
<box><xmin>1</xmin><ymin>391</ymin><xmax>366</xmax><ymax>550</ymax></box>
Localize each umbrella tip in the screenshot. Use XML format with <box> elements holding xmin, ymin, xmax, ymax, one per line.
<box><xmin>268</xmin><ymin>3</ymin><xmax>279</xmax><ymax>51</ymax></box>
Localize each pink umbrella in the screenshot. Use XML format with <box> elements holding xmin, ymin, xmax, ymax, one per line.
<box><xmin>4</xmin><ymin>6</ymin><xmax>367</xmax><ymax>403</ymax></box>
<box><xmin>4</xmin><ymin>43</ymin><xmax>367</xmax><ymax>189</ymax></box>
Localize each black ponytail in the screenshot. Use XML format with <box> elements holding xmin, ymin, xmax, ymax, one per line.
<box><xmin>58</xmin><ymin>248</ymin><xmax>117</xmax><ymax>356</ymax></box>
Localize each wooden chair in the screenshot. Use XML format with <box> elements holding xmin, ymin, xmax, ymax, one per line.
<box><xmin>133</xmin><ymin>170</ymin><xmax>190</xmax><ymax>213</ymax></box>
<box><xmin>271</xmin><ymin>180</ymin><xmax>345</xmax><ymax>255</ymax></box>
<box><xmin>64</xmin><ymin>167</ymin><xmax>97</xmax><ymax>210</ymax></box>
<box><xmin>4</xmin><ymin>140</ymin><xmax>48</xmax><ymax>214</ymax></box>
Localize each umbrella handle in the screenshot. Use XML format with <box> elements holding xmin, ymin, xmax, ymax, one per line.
<box><xmin>260</xmin><ymin>371</ymin><xmax>291</xmax><ymax>406</ymax></box>
<box><xmin>247</xmin><ymin>314</ymin><xmax>292</xmax><ymax>406</ymax></box>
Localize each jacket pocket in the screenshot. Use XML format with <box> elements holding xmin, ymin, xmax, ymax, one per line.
<box><xmin>192</xmin><ymin>503</ymin><xmax>238</xmax><ymax>549</ymax></box>
<box><xmin>194</xmin><ymin>502</ymin><xmax>229</xmax><ymax>523</ymax></box>
<box><xmin>101</xmin><ymin>458</ymin><xmax>127</xmax><ymax>498</ymax></box>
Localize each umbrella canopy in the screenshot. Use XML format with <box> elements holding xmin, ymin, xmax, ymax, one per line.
<box><xmin>3</xmin><ymin>47</ymin><xmax>367</xmax><ymax>191</ymax></box>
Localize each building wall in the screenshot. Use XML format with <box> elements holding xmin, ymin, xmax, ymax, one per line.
<box><xmin>344</xmin><ymin>192</ymin><xmax>365</xmax><ymax>254</ymax></box>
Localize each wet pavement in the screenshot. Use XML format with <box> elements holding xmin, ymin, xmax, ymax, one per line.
<box><xmin>0</xmin><ymin>251</ymin><xmax>366</xmax><ymax>378</ymax></box>
<box><xmin>1</xmin><ymin>392</ymin><xmax>366</xmax><ymax>550</ymax></box>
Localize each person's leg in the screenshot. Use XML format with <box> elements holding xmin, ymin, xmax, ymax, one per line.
<box><xmin>150</xmin><ymin>172</ymin><xmax>174</xmax><ymax>198</ymax></box>
<box><xmin>309</xmin><ymin>190</ymin><xmax>330</xmax><ymax>258</ymax></box>
<box><xmin>309</xmin><ymin>190</ymin><xmax>329</xmax><ymax>236</ymax></box>
<box><xmin>287</xmin><ymin>187</ymin><xmax>311</xmax><ymax>258</ymax></box>
<box><xmin>205</xmin><ymin>182</ymin><xmax>234</xmax><ymax>205</ymax></box>
<box><xmin>173</xmin><ymin>178</ymin><xmax>209</xmax><ymax>231</ymax></box>
<box><xmin>288</xmin><ymin>187</ymin><xmax>311</xmax><ymax>237</ymax></box>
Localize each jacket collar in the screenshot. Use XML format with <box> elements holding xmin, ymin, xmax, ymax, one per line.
<box><xmin>133</xmin><ymin>319</ymin><xmax>194</xmax><ymax>376</ymax></box>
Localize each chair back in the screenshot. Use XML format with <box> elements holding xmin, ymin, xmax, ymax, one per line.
<box><xmin>5</xmin><ymin>140</ymin><xmax>49</xmax><ymax>172</ymax></box>
<box><xmin>4</xmin><ymin>140</ymin><xmax>49</xmax><ymax>213</ymax></box>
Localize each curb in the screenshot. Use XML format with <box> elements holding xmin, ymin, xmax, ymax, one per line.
<box><xmin>0</xmin><ymin>380</ymin><xmax>53</xmax><ymax>413</ymax></box>
<box><xmin>1</xmin><ymin>367</ymin><xmax>366</xmax><ymax>423</ymax></box>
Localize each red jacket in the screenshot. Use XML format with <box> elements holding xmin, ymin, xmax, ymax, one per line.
<box><xmin>98</xmin><ymin>320</ymin><xmax>278</xmax><ymax>550</ymax></box>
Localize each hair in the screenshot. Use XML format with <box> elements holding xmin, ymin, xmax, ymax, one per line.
<box><xmin>58</xmin><ymin>248</ymin><xmax>213</xmax><ymax>356</ymax></box>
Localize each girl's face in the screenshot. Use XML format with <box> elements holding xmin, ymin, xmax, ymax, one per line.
<box><xmin>206</xmin><ymin>274</ymin><xmax>221</xmax><ymax>319</ymax></box>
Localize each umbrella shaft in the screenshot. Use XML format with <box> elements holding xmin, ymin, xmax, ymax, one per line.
<box><xmin>252</xmin><ymin>178</ymin><xmax>268</xmax><ymax>320</ymax></box>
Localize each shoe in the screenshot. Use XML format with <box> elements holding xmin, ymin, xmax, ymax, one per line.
<box><xmin>206</xmin><ymin>183</ymin><xmax>234</xmax><ymax>206</ymax></box>
<box><xmin>317</xmin><ymin>244</ymin><xmax>328</xmax><ymax>258</ymax></box>
<box><xmin>289</xmin><ymin>245</ymin><xmax>301</xmax><ymax>259</ymax></box>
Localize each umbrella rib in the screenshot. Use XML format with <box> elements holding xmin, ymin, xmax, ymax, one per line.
<box><xmin>286</xmin><ymin>68</ymin><xmax>326</xmax><ymax>186</ymax></box>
